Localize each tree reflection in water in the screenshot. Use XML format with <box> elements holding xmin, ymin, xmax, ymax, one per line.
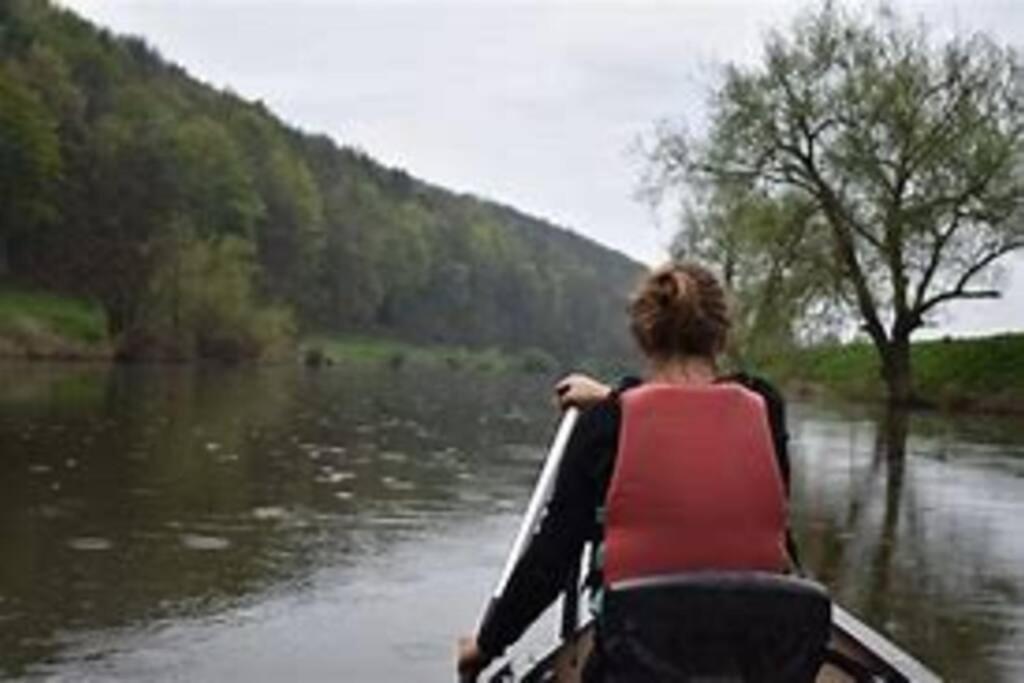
<box><xmin>792</xmin><ymin>402</ymin><xmax>1022</xmax><ymax>682</ymax></box>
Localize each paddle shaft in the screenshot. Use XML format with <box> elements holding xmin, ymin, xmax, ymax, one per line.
<box><xmin>469</xmin><ymin>407</ymin><xmax>580</xmax><ymax>676</ymax></box>
<box><xmin>490</xmin><ymin>407</ymin><xmax>579</xmax><ymax>608</ymax></box>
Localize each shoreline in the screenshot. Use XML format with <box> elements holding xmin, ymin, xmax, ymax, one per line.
<box><xmin>779</xmin><ymin>379</ymin><xmax>1024</xmax><ymax>417</ymax></box>
<box><xmin>4</xmin><ymin>346</ymin><xmax>1021</xmax><ymax>417</ymax></box>
<box><xmin>4</xmin><ymin>287</ymin><xmax>1021</xmax><ymax>414</ymax></box>
<box><xmin>0</xmin><ymin>334</ymin><xmax>566</xmax><ymax>376</ymax></box>
<box><xmin>761</xmin><ymin>333</ymin><xmax>1024</xmax><ymax>417</ymax></box>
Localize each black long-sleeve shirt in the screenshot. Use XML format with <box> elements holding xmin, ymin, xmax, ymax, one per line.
<box><xmin>476</xmin><ymin>373</ymin><xmax>790</xmax><ymax>658</ymax></box>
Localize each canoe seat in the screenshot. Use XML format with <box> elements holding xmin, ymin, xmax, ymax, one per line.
<box><xmin>600</xmin><ymin>572</ymin><xmax>831</xmax><ymax>683</ymax></box>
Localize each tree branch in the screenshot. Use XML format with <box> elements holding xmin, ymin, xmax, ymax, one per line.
<box><xmin>911</xmin><ymin>211</ymin><xmax>962</xmax><ymax>311</ymax></box>
<box><xmin>917</xmin><ymin>240</ymin><xmax>1024</xmax><ymax>317</ymax></box>
<box><xmin>916</xmin><ymin>288</ymin><xmax>1000</xmax><ymax>312</ymax></box>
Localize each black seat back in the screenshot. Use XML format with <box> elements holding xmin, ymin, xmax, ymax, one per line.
<box><xmin>600</xmin><ymin>572</ymin><xmax>831</xmax><ymax>683</ymax></box>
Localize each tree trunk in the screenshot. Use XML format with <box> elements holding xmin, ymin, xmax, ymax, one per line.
<box><xmin>880</xmin><ymin>336</ymin><xmax>913</xmax><ymax>407</ymax></box>
<box><xmin>867</xmin><ymin>406</ymin><xmax>908</xmax><ymax>616</ymax></box>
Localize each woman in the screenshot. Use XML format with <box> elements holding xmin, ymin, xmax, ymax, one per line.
<box><xmin>457</xmin><ymin>261</ymin><xmax>794</xmax><ymax>682</ymax></box>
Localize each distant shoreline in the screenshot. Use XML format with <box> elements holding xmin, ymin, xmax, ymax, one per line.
<box><xmin>760</xmin><ymin>334</ymin><xmax>1024</xmax><ymax>416</ymax></box>
<box><xmin>6</xmin><ymin>287</ymin><xmax>1021</xmax><ymax>414</ymax></box>
<box><xmin>0</xmin><ymin>288</ymin><xmax>574</xmax><ymax>375</ymax></box>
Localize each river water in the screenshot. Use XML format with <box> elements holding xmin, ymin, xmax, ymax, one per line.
<box><xmin>1</xmin><ymin>362</ymin><xmax>1022</xmax><ymax>681</ymax></box>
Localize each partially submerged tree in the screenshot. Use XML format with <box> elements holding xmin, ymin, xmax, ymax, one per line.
<box><xmin>651</xmin><ymin>3</ymin><xmax>1024</xmax><ymax>404</ymax></box>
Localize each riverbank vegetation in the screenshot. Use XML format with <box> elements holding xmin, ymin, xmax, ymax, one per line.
<box><xmin>760</xmin><ymin>333</ymin><xmax>1024</xmax><ymax>414</ymax></box>
<box><xmin>0</xmin><ymin>287</ymin><xmax>108</xmax><ymax>358</ymax></box>
<box><xmin>0</xmin><ymin>0</ymin><xmax>639</xmax><ymax>364</ymax></box>
<box><xmin>302</xmin><ymin>336</ymin><xmax>562</xmax><ymax>374</ymax></box>
<box><xmin>0</xmin><ymin>284</ymin><xmax>635</xmax><ymax>377</ymax></box>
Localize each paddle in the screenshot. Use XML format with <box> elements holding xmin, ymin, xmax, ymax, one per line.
<box><xmin>462</xmin><ymin>407</ymin><xmax>581</xmax><ymax>683</ymax></box>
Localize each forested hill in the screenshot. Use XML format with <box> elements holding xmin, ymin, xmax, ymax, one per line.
<box><xmin>0</xmin><ymin>0</ymin><xmax>643</xmax><ymax>363</ymax></box>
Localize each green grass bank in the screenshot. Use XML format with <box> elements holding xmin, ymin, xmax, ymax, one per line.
<box><xmin>0</xmin><ymin>288</ymin><xmax>110</xmax><ymax>359</ymax></box>
<box><xmin>762</xmin><ymin>333</ymin><xmax>1024</xmax><ymax>413</ymax></box>
<box><xmin>301</xmin><ymin>335</ymin><xmax>564</xmax><ymax>375</ymax></box>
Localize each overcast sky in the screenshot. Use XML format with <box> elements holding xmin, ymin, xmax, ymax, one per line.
<box><xmin>57</xmin><ymin>0</ymin><xmax>1024</xmax><ymax>337</ymax></box>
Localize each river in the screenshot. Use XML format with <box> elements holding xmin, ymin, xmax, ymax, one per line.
<box><xmin>1</xmin><ymin>362</ymin><xmax>1022</xmax><ymax>681</ymax></box>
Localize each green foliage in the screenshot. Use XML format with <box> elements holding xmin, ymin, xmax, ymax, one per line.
<box><xmin>766</xmin><ymin>334</ymin><xmax>1024</xmax><ymax>412</ymax></box>
<box><xmin>0</xmin><ymin>287</ymin><xmax>105</xmax><ymax>343</ymax></box>
<box><xmin>651</xmin><ymin>2</ymin><xmax>1024</xmax><ymax>403</ymax></box>
<box><xmin>306</xmin><ymin>334</ymin><xmax>532</xmax><ymax>374</ymax></box>
<box><xmin>0</xmin><ymin>62</ymin><xmax>61</xmax><ymax>271</ymax></box>
<box><xmin>912</xmin><ymin>335</ymin><xmax>1024</xmax><ymax>402</ymax></box>
<box><xmin>764</xmin><ymin>341</ymin><xmax>882</xmax><ymax>400</ymax></box>
<box><xmin>307</xmin><ymin>335</ymin><xmax>419</xmax><ymax>364</ymax></box>
<box><xmin>0</xmin><ymin>1</ymin><xmax>641</xmax><ymax>366</ymax></box>
<box><xmin>0</xmin><ymin>287</ymin><xmax>109</xmax><ymax>359</ymax></box>
<box><xmin>63</xmin><ymin>89</ymin><xmax>182</xmax><ymax>334</ymax></box>
<box><xmin>518</xmin><ymin>347</ymin><xmax>558</xmax><ymax>374</ymax></box>
<box><xmin>172</xmin><ymin>117</ymin><xmax>264</xmax><ymax>238</ymax></box>
<box><xmin>136</xmin><ymin>235</ymin><xmax>295</xmax><ymax>361</ymax></box>
<box><xmin>674</xmin><ymin>188</ymin><xmax>840</xmax><ymax>362</ymax></box>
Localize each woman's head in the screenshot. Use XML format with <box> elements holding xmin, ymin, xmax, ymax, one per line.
<box><xmin>628</xmin><ymin>261</ymin><xmax>731</xmax><ymax>362</ymax></box>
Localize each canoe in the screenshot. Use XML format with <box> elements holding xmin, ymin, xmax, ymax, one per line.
<box><xmin>495</xmin><ymin>603</ymin><xmax>942</xmax><ymax>683</ymax></box>
<box><xmin>476</xmin><ymin>410</ymin><xmax>943</xmax><ymax>682</ymax></box>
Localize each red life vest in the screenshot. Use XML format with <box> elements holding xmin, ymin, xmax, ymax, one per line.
<box><xmin>603</xmin><ymin>383</ymin><xmax>787</xmax><ymax>585</ymax></box>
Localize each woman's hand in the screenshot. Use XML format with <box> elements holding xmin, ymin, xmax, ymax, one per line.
<box><xmin>555</xmin><ymin>373</ymin><xmax>612</xmax><ymax>409</ymax></box>
<box><xmin>456</xmin><ymin>636</ymin><xmax>490</xmax><ymax>682</ymax></box>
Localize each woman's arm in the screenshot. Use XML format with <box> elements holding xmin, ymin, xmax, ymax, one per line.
<box><xmin>459</xmin><ymin>404</ymin><xmax>611</xmax><ymax>675</ymax></box>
